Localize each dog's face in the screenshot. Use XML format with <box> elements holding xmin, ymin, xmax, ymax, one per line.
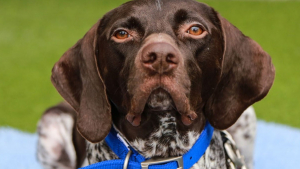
<box><xmin>51</xmin><ymin>0</ymin><xmax>275</xmax><ymax>143</ymax></box>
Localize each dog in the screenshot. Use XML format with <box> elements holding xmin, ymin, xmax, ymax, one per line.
<box><xmin>37</xmin><ymin>0</ymin><xmax>275</xmax><ymax>168</ymax></box>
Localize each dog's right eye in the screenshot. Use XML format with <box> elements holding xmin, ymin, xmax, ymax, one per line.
<box><xmin>187</xmin><ymin>26</ymin><xmax>203</xmax><ymax>36</ymax></box>
<box><xmin>114</xmin><ymin>30</ymin><xmax>130</xmax><ymax>39</ymax></box>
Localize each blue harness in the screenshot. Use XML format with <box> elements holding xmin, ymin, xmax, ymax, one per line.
<box><xmin>81</xmin><ymin>122</ymin><xmax>214</xmax><ymax>169</ymax></box>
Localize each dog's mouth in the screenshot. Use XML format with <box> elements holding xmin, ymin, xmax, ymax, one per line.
<box><xmin>126</xmin><ymin>86</ymin><xmax>198</xmax><ymax>127</ymax></box>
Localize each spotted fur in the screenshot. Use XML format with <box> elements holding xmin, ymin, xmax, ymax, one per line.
<box><xmin>227</xmin><ymin>106</ymin><xmax>256</xmax><ymax>169</ymax></box>
<box><xmin>37</xmin><ymin>105</ymin><xmax>254</xmax><ymax>169</ymax></box>
<box><xmin>86</xmin><ymin>131</ymin><xmax>227</xmax><ymax>169</ymax></box>
<box><xmin>123</xmin><ymin>113</ymin><xmax>200</xmax><ymax>158</ymax></box>
<box><xmin>192</xmin><ymin>132</ymin><xmax>226</xmax><ymax>169</ymax></box>
<box><xmin>86</xmin><ymin>141</ymin><xmax>118</xmax><ymax>164</ymax></box>
<box><xmin>37</xmin><ymin>111</ymin><xmax>76</xmax><ymax>169</ymax></box>
<box><xmin>147</xmin><ymin>89</ymin><xmax>173</xmax><ymax>111</ymax></box>
<box><xmin>86</xmin><ymin>112</ymin><xmax>227</xmax><ymax>169</ymax></box>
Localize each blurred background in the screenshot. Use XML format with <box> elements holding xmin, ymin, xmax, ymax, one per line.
<box><xmin>0</xmin><ymin>0</ymin><xmax>299</xmax><ymax>168</ymax></box>
<box><xmin>1</xmin><ymin>0</ymin><xmax>299</xmax><ymax>132</ymax></box>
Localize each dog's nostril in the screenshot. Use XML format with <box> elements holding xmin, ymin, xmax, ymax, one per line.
<box><xmin>148</xmin><ymin>52</ymin><xmax>157</xmax><ymax>63</ymax></box>
<box><xmin>142</xmin><ymin>52</ymin><xmax>157</xmax><ymax>64</ymax></box>
<box><xmin>166</xmin><ymin>54</ymin><xmax>177</xmax><ymax>64</ymax></box>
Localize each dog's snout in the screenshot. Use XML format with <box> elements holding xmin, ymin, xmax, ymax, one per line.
<box><xmin>141</xmin><ymin>42</ymin><xmax>179</xmax><ymax>73</ymax></box>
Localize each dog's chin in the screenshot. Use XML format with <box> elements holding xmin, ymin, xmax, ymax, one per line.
<box><xmin>146</xmin><ymin>88</ymin><xmax>176</xmax><ymax>112</ymax></box>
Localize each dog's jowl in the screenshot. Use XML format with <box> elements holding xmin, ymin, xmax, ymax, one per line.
<box><xmin>37</xmin><ymin>0</ymin><xmax>275</xmax><ymax>169</ymax></box>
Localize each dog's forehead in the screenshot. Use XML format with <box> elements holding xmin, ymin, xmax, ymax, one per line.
<box><xmin>102</xmin><ymin>0</ymin><xmax>216</xmax><ymax>33</ymax></box>
<box><xmin>126</xmin><ymin>0</ymin><xmax>206</xmax><ymax>13</ymax></box>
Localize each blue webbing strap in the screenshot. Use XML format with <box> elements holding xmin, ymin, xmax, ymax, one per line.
<box><xmin>81</xmin><ymin>122</ymin><xmax>214</xmax><ymax>169</ymax></box>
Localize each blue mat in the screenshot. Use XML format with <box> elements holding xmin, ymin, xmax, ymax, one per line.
<box><xmin>0</xmin><ymin>128</ymin><xmax>41</xmax><ymax>169</ymax></box>
<box><xmin>254</xmin><ymin>121</ymin><xmax>300</xmax><ymax>168</ymax></box>
<box><xmin>1</xmin><ymin>120</ymin><xmax>299</xmax><ymax>169</ymax></box>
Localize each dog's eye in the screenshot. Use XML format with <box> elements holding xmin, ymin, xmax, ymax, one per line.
<box><xmin>186</xmin><ymin>26</ymin><xmax>203</xmax><ymax>36</ymax></box>
<box><xmin>114</xmin><ymin>30</ymin><xmax>130</xmax><ymax>39</ymax></box>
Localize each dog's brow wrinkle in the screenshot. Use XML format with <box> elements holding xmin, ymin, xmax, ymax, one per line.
<box><xmin>156</xmin><ymin>0</ymin><xmax>162</xmax><ymax>11</ymax></box>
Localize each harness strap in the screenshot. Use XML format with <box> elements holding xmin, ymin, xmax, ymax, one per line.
<box><xmin>221</xmin><ymin>130</ymin><xmax>248</xmax><ymax>169</ymax></box>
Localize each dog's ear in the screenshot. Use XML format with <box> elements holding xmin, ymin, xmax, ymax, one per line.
<box><xmin>51</xmin><ymin>20</ymin><xmax>111</xmax><ymax>143</ymax></box>
<box><xmin>205</xmin><ymin>15</ymin><xmax>275</xmax><ymax>129</ymax></box>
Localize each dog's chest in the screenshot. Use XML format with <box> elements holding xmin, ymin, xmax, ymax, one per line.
<box><xmin>129</xmin><ymin>113</ymin><xmax>201</xmax><ymax>158</ymax></box>
<box><xmin>86</xmin><ymin>113</ymin><xmax>226</xmax><ymax>168</ymax></box>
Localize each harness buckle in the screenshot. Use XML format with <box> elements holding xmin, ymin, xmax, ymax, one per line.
<box><xmin>141</xmin><ymin>156</ymin><xmax>183</xmax><ymax>169</ymax></box>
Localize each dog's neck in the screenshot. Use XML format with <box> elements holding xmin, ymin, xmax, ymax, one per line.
<box><xmin>121</xmin><ymin>112</ymin><xmax>200</xmax><ymax>158</ymax></box>
<box><xmin>86</xmin><ymin>131</ymin><xmax>227</xmax><ymax>169</ymax></box>
<box><xmin>86</xmin><ymin>111</ymin><xmax>227</xmax><ymax>168</ymax></box>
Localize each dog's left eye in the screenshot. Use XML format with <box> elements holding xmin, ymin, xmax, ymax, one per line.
<box><xmin>114</xmin><ymin>30</ymin><xmax>130</xmax><ymax>39</ymax></box>
<box><xmin>186</xmin><ymin>25</ymin><xmax>203</xmax><ymax>36</ymax></box>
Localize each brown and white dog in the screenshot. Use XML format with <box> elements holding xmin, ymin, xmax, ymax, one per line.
<box><xmin>37</xmin><ymin>0</ymin><xmax>275</xmax><ymax>168</ymax></box>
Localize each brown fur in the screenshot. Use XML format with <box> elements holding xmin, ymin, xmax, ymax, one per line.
<box><xmin>44</xmin><ymin>0</ymin><xmax>275</xmax><ymax>168</ymax></box>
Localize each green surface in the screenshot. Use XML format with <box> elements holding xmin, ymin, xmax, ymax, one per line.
<box><xmin>0</xmin><ymin>0</ymin><xmax>299</xmax><ymax>132</ymax></box>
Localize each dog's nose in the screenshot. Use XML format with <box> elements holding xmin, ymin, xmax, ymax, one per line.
<box><xmin>141</xmin><ymin>42</ymin><xmax>179</xmax><ymax>74</ymax></box>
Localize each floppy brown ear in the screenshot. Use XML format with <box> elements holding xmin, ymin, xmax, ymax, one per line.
<box><xmin>51</xmin><ymin>20</ymin><xmax>111</xmax><ymax>143</ymax></box>
<box><xmin>205</xmin><ymin>15</ymin><xmax>275</xmax><ymax>129</ymax></box>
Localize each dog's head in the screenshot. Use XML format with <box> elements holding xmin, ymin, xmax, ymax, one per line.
<box><xmin>51</xmin><ymin>0</ymin><xmax>275</xmax><ymax>143</ymax></box>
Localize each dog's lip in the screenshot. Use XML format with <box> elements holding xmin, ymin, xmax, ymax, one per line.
<box><xmin>126</xmin><ymin>87</ymin><xmax>198</xmax><ymax>126</ymax></box>
<box><xmin>126</xmin><ymin>87</ymin><xmax>176</xmax><ymax>126</ymax></box>
<box><xmin>126</xmin><ymin>84</ymin><xmax>197</xmax><ymax>127</ymax></box>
